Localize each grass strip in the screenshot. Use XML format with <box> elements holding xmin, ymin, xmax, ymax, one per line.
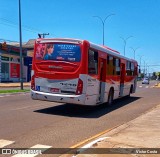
<box><xmin>0</xmin><ymin>89</ymin><xmax>30</xmax><ymax>94</ymax></box>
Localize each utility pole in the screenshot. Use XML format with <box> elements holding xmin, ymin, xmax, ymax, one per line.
<box><xmin>19</xmin><ymin>0</ymin><xmax>23</xmax><ymax>90</ymax></box>
<box><xmin>138</xmin><ymin>55</ymin><xmax>144</xmax><ymax>73</ymax></box>
<box><xmin>38</xmin><ymin>33</ymin><xmax>49</xmax><ymax>38</ymax></box>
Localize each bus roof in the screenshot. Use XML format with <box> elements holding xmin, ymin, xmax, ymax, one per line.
<box><xmin>90</xmin><ymin>42</ymin><xmax>137</xmax><ymax>63</ymax></box>
<box><xmin>36</xmin><ymin>38</ymin><xmax>84</xmax><ymax>44</ymax></box>
<box><xmin>36</xmin><ymin>38</ymin><xmax>137</xmax><ymax>63</ymax></box>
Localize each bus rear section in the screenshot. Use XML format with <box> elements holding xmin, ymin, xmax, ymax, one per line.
<box><xmin>31</xmin><ymin>39</ymin><xmax>88</xmax><ymax>105</ymax></box>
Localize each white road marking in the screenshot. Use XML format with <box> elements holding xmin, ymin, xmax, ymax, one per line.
<box><xmin>0</xmin><ymin>139</ymin><xmax>15</xmax><ymax>148</ymax></box>
<box><xmin>76</xmin><ymin>137</ymin><xmax>110</xmax><ymax>154</ymax></box>
<box><xmin>12</xmin><ymin>144</ymin><xmax>52</xmax><ymax>157</ymax></box>
<box><xmin>139</xmin><ymin>85</ymin><xmax>154</xmax><ymax>88</ymax></box>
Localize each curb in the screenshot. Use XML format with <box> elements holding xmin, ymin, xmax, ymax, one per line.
<box><xmin>59</xmin><ymin>124</ymin><xmax>122</xmax><ymax>156</ymax></box>
<box><xmin>154</xmin><ymin>83</ymin><xmax>160</xmax><ymax>88</ymax></box>
<box><xmin>70</xmin><ymin>125</ymin><xmax>121</xmax><ymax>149</ymax></box>
<box><xmin>0</xmin><ymin>83</ymin><xmax>30</xmax><ymax>88</ymax></box>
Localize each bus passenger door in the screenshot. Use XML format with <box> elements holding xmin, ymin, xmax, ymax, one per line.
<box><xmin>99</xmin><ymin>58</ymin><xmax>106</xmax><ymax>102</ymax></box>
<box><xmin>120</xmin><ymin>63</ymin><xmax>125</xmax><ymax>97</ymax></box>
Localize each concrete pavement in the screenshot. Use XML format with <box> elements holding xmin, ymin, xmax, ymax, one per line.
<box><xmin>61</xmin><ymin>104</ymin><xmax>160</xmax><ymax>157</ymax></box>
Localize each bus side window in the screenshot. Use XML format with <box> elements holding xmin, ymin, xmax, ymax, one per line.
<box><xmin>107</xmin><ymin>55</ymin><xmax>113</xmax><ymax>75</ymax></box>
<box><xmin>88</xmin><ymin>49</ymin><xmax>98</xmax><ymax>74</ymax></box>
<box><xmin>126</xmin><ymin>61</ymin><xmax>135</xmax><ymax>76</ymax></box>
<box><xmin>131</xmin><ymin>62</ymin><xmax>135</xmax><ymax>76</ymax></box>
<box><xmin>116</xmin><ymin>58</ymin><xmax>120</xmax><ymax>75</ymax></box>
<box><xmin>126</xmin><ymin>61</ymin><xmax>131</xmax><ymax>76</ymax></box>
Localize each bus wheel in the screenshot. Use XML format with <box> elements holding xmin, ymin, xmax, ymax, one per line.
<box><xmin>108</xmin><ymin>89</ymin><xmax>114</xmax><ymax>105</ymax></box>
<box><xmin>128</xmin><ymin>85</ymin><xmax>133</xmax><ymax>97</ymax></box>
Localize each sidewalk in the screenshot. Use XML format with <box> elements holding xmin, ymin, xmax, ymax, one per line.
<box><xmin>0</xmin><ymin>82</ymin><xmax>30</xmax><ymax>88</ymax></box>
<box><xmin>154</xmin><ymin>82</ymin><xmax>160</xmax><ymax>88</ymax></box>
<box><xmin>0</xmin><ymin>82</ymin><xmax>30</xmax><ymax>91</ymax></box>
<box><xmin>61</xmin><ymin>104</ymin><xmax>160</xmax><ymax>157</ymax></box>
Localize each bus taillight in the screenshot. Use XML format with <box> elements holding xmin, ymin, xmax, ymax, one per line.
<box><xmin>76</xmin><ymin>78</ymin><xmax>83</xmax><ymax>95</ymax></box>
<box><xmin>31</xmin><ymin>75</ymin><xmax>35</xmax><ymax>90</ymax></box>
<box><xmin>31</xmin><ymin>70</ymin><xmax>35</xmax><ymax>90</ymax></box>
<box><xmin>31</xmin><ymin>76</ymin><xmax>35</xmax><ymax>90</ymax></box>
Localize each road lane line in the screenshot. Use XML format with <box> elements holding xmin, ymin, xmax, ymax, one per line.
<box><xmin>70</xmin><ymin>124</ymin><xmax>121</xmax><ymax>149</ymax></box>
<box><xmin>0</xmin><ymin>139</ymin><xmax>15</xmax><ymax>148</ymax></box>
<box><xmin>60</xmin><ymin>125</ymin><xmax>122</xmax><ymax>156</ymax></box>
<box><xmin>12</xmin><ymin>144</ymin><xmax>52</xmax><ymax>157</ymax></box>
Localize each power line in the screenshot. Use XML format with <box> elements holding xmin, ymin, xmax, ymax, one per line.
<box><xmin>141</xmin><ymin>65</ymin><xmax>160</xmax><ymax>67</ymax></box>
<box><xmin>0</xmin><ymin>38</ymin><xmax>18</xmax><ymax>42</ymax></box>
<box><xmin>0</xmin><ymin>17</ymin><xmax>55</xmax><ymax>37</ymax></box>
<box><xmin>149</xmin><ymin>64</ymin><xmax>160</xmax><ymax>66</ymax></box>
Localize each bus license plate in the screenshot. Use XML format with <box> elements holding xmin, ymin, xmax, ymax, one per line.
<box><xmin>50</xmin><ymin>88</ymin><xmax>60</xmax><ymax>93</ymax></box>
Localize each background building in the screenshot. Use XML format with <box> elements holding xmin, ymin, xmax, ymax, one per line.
<box><xmin>0</xmin><ymin>39</ymin><xmax>34</xmax><ymax>82</ymax></box>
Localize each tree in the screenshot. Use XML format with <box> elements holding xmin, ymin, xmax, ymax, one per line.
<box><xmin>153</xmin><ymin>72</ymin><xmax>156</xmax><ymax>77</ymax></box>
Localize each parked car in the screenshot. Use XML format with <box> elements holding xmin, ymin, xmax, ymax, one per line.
<box><xmin>142</xmin><ymin>77</ymin><xmax>149</xmax><ymax>84</ymax></box>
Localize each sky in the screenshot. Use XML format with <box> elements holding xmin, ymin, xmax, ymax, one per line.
<box><xmin>0</xmin><ymin>0</ymin><xmax>160</xmax><ymax>73</ymax></box>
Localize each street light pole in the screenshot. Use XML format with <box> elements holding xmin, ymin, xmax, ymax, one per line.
<box><xmin>138</xmin><ymin>55</ymin><xmax>144</xmax><ymax>71</ymax></box>
<box><xmin>143</xmin><ymin>60</ymin><xmax>146</xmax><ymax>75</ymax></box>
<box><xmin>19</xmin><ymin>0</ymin><xmax>23</xmax><ymax>90</ymax></box>
<box><xmin>130</xmin><ymin>47</ymin><xmax>140</xmax><ymax>60</ymax></box>
<box><xmin>146</xmin><ymin>63</ymin><xmax>150</xmax><ymax>76</ymax></box>
<box><xmin>120</xmin><ymin>36</ymin><xmax>133</xmax><ymax>56</ymax></box>
<box><xmin>148</xmin><ymin>65</ymin><xmax>150</xmax><ymax>77</ymax></box>
<box><xmin>147</xmin><ymin>65</ymin><xmax>150</xmax><ymax>76</ymax></box>
<box><xmin>93</xmin><ymin>14</ymin><xmax>115</xmax><ymax>45</ymax></box>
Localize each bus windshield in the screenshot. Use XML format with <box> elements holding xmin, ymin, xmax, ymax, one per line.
<box><xmin>35</xmin><ymin>43</ymin><xmax>81</xmax><ymax>62</ymax></box>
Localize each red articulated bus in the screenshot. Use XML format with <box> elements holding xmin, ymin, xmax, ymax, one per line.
<box><xmin>31</xmin><ymin>38</ymin><xmax>138</xmax><ymax>105</ymax></box>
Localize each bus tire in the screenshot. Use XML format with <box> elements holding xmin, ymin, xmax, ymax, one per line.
<box><xmin>129</xmin><ymin>85</ymin><xmax>133</xmax><ymax>97</ymax></box>
<box><xmin>107</xmin><ymin>88</ymin><xmax>114</xmax><ymax>105</ymax></box>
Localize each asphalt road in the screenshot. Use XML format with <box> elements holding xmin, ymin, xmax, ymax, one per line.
<box><xmin>0</xmin><ymin>81</ymin><xmax>160</xmax><ymax>156</ymax></box>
